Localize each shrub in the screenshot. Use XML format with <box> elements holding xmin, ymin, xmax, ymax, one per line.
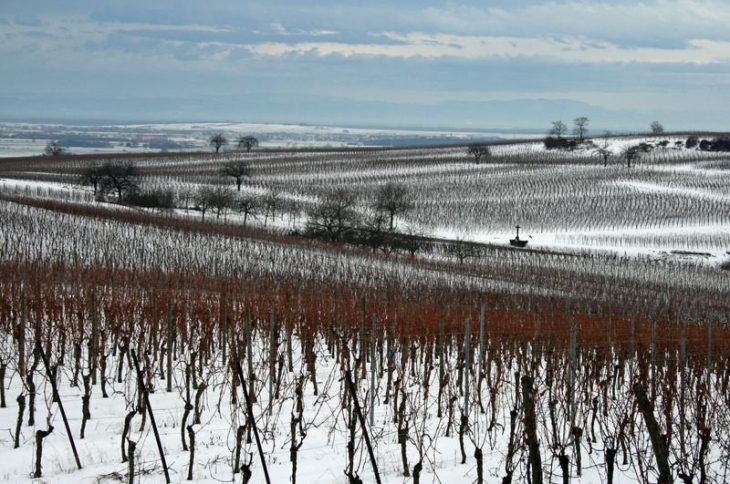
<box><xmin>543</xmin><ymin>136</ymin><xmax>571</xmax><ymax>150</ymax></box>
<box><xmin>710</xmin><ymin>136</ymin><xmax>730</xmax><ymax>152</ymax></box>
<box><xmin>685</xmin><ymin>135</ymin><xmax>699</xmax><ymax>149</ymax></box>
<box><xmin>126</xmin><ymin>189</ymin><xmax>176</xmax><ymax>210</ymax></box>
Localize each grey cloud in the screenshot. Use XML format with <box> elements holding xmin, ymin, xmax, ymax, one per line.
<box><xmin>112</xmin><ymin>27</ymin><xmax>391</xmax><ymax>47</ymax></box>
<box><xmin>419</xmin><ymin>3</ymin><xmax>730</xmax><ymax>49</ymax></box>
<box><xmin>1</xmin><ymin>0</ymin><xmax>728</xmax><ymax>130</ymax></box>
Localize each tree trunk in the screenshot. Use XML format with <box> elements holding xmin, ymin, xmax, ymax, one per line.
<box><xmin>522</xmin><ymin>376</ymin><xmax>542</xmax><ymax>484</ymax></box>
<box><xmin>605</xmin><ymin>447</ymin><xmax>616</xmax><ymax>484</ymax></box>
<box><xmin>127</xmin><ymin>439</ymin><xmax>136</xmax><ymax>484</ymax></box>
<box><xmin>14</xmin><ymin>394</ymin><xmax>25</xmax><ymax>448</ymax></box>
<box><xmin>80</xmin><ymin>374</ymin><xmax>92</xmax><ymax>439</ymax></box>
<box><xmin>633</xmin><ymin>382</ymin><xmax>672</xmax><ymax>484</ymax></box>
<box><xmin>186</xmin><ymin>426</ymin><xmax>195</xmax><ymax>480</ymax></box>
<box><xmin>475</xmin><ymin>448</ymin><xmax>483</xmax><ymax>484</ymax></box>
<box><xmin>233</xmin><ymin>425</ymin><xmax>245</xmax><ymax>475</ymax></box>
<box><xmin>121</xmin><ymin>410</ymin><xmax>136</xmax><ymax>462</ymax></box>
<box><xmin>34</xmin><ymin>426</ymin><xmax>54</xmax><ymax>478</ymax></box>
<box><xmin>0</xmin><ymin>360</ymin><xmax>6</xmax><ymax>408</ymax></box>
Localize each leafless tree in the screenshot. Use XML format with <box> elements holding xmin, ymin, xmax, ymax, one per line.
<box><xmin>306</xmin><ymin>189</ymin><xmax>359</xmax><ymax>242</ymax></box>
<box><xmin>237</xmin><ymin>136</ymin><xmax>259</xmax><ymax>152</ymax></box>
<box><xmin>372</xmin><ymin>182</ymin><xmax>412</xmax><ymax>230</ymax></box>
<box><xmin>177</xmin><ymin>188</ymin><xmax>194</xmax><ymax>212</ymax></box>
<box><xmin>573</xmin><ymin>117</ymin><xmax>589</xmax><ymax>142</ymax></box>
<box><xmin>219</xmin><ymin>155</ymin><xmax>252</xmax><ymax>191</ymax></box>
<box><xmin>622</xmin><ymin>145</ymin><xmax>642</xmax><ymax>168</ymax></box>
<box><xmin>263</xmin><ymin>190</ymin><xmax>284</xmax><ymax>226</ymax></box>
<box><xmin>80</xmin><ymin>163</ymin><xmax>104</xmax><ymax>195</ymax></box>
<box><xmin>444</xmin><ymin>240</ymin><xmax>481</xmax><ymax>264</ymax></box>
<box><xmin>99</xmin><ymin>162</ymin><xmax>139</xmax><ymax>201</ymax></box>
<box><xmin>594</xmin><ymin>132</ymin><xmax>613</xmax><ymax>167</ymax></box>
<box><xmin>209</xmin><ymin>186</ymin><xmax>234</xmax><ymax>219</ymax></box>
<box><xmin>195</xmin><ymin>185</ymin><xmax>234</xmax><ymax>220</ymax></box>
<box><xmin>393</xmin><ymin>226</ymin><xmax>427</xmax><ymax>258</ymax></box>
<box><xmin>650</xmin><ymin>121</ymin><xmax>664</xmax><ymax>134</ymax></box>
<box><xmin>467</xmin><ymin>145</ymin><xmax>491</xmax><ymax>165</ymax></box>
<box><xmin>549</xmin><ymin>120</ymin><xmax>568</xmax><ymax>138</ymax></box>
<box><xmin>44</xmin><ymin>141</ymin><xmax>65</xmax><ymax>156</ymax></box>
<box><xmin>209</xmin><ymin>133</ymin><xmax>228</xmax><ymax>154</ymax></box>
<box><xmin>236</xmin><ymin>193</ymin><xmax>261</xmax><ymax>226</ymax></box>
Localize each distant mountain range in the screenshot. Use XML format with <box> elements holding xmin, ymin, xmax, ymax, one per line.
<box><xmin>0</xmin><ymin>93</ymin><xmax>721</xmax><ymax>133</ymax></box>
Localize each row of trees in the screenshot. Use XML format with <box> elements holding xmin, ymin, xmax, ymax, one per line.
<box><xmin>547</xmin><ymin>118</ymin><xmax>665</xmax><ymax>149</ymax></box>
<box><xmin>304</xmin><ymin>183</ymin><xmax>422</xmax><ymax>253</ymax></box>
<box><xmin>43</xmin><ymin>134</ymin><xmax>259</xmax><ymax>157</ymax></box>
<box><xmin>209</xmin><ymin>134</ymin><xmax>259</xmax><ymax>154</ymax></box>
<box><xmin>548</xmin><ymin>117</ymin><xmax>590</xmax><ymax>142</ymax></box>
<box><xmin>79</xmin><ymin>153</ymin><xmax>254</xmax><ymax>208</ymax></box>
<box><xmin>687</xmin><ymin>135</ymin><xmax>730</xmax><ymax>152</ymax></box>
<box><xmin>81</xmin><ymin>162</ymin><xmax>139</xmax><ymax>200</ymax></box>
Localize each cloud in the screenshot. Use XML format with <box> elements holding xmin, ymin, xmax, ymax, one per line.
<box><xmin>243</xmin><ymin>33</ymin><xmax>730</xmax><ymax>65</ymax></box>
<box><xmin>419</xmin><ymin>1</ymin><xmax>730</xmax><ymax>47</ymax></box>
<box><xmin>1</xmin><ymin>1</ymin><xmax>729</xmax><ymax>129</ymax></box>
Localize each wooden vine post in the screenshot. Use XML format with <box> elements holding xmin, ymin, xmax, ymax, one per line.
<box><xmin>235</xmin><ymin>360</ymin><xmax>272</xmax><ymax>484</ymax></box>
<box><xmin>35</xmin><ymin>341</ymin><xmax>82</xmax><ymax>470</ymax></box>
<box><xmin>130</xmin><ymin>349</ymin><xmax>171</xmax><ymax>484</ymax></box>
<box><xmin>344</xmin><ymin>370</ymin><xmax>383</xmax><ymax>484</ymax></box>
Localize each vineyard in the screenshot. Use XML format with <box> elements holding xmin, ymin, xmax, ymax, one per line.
<box><xmin>0</xmin><ymin>136</ymin><xmax>729</xmax><ymax>483</ymax></box>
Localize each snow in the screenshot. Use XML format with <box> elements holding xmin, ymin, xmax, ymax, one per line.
<box><xmin>2</xmin><ymin>139</ymin><xmax>730</xmax><ymax>482</ymax></box>
<box><xmin>0</xmin><ymin>335</ymin><xmax>623</xmax><ymax>484</ymax></box>
<box><xmin>117</xmin><ymin>121</ymin><xmax>534</xmax><ymax>140</ymax></box>
<box><xmin>616</xmin><ymin>180</ymin><xmax>730</xmax><ymax>202</ymax></box>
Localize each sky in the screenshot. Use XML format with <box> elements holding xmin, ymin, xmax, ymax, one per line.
<box><xmin>1</xmin><ymin>0</ymin><xmax>730</xmax><ymax>131</ymax></box>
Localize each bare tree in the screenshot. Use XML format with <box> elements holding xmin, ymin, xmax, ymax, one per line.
<box><xmin>237</xmin><ymin>136</ymin><xmax>259</xmax><ymax>152</ymax></box>
<box><xmin>262</xmin><ymin>190</ymin><xmax>284</xmax><ymax>226</ymax></box>
<box><xmin>549</xmin><ymin>120</ymin><xmax>568</xmax><ymax>138</ymax></box>
<box><xmin>209</xmin><ymin>133</ymin><xmax>228</xmax><ymax>154</ymax></box>
<box><xmin>194</xmin><ymin>187</ymin><xmax>212</xmax><ymax>220</ymax></box>
<box><xmin>44</xmin><ymin>141</ymin><xmax>65</xmax><ymax>156</ymax></box>
<box><xmin>594</xmin><ymin>132</ymin><xmax>613</xmax><ymax>167</ymax></box>
<box><xmin>80</xmin><ymin>163</ymin><xmax>104</xmax><ymax>195</ymax></box>
<box><xmin>177</xmin><ymin>188</ymin><xmax>194</xmax><ymax>212</ymax></box>
<box><xmin>99</xmin><ymin>162</ymin><xmax>139</xmax><ymax>201</ymax></box>
<box><xmin>236</xmin><ymin>193</ymin><xmax>261</xmax><ymax>227</ymax></box>
<box><xmin>622</xmin><ymin>145</ymin><xmax>642</xmax><ymax>168</ymax></box>
<box><xmin>650</xmin><ymin>121</ymin><xmax>664</xmax><ymax>134</ymax></box>
<box><xmin>467</xmin><ymin>145</ymin><xmax>491</xmax><ymax>165</ymax></box>
<box><xmin>444</xmin><ymin>240</ymin><xmax>481</xmax><ymax>264</ymax></box>
<box><xmin>358</xmin><ymin>211</ymin><xmax>390</xmax><ymax>252</ymax></box>
<box><xmin>372</xmin><ymin>182</ymin><xmax>412</xmax><ymax>231</ymax></box>
<box><xmin>209</xmin><ymin>186</ymin><xmax>234</xmax><ymax>219</ymax></box>
<box><xmin>195</xmin><ymin>186</ymin><xmax>233</xmax><ymax>220</ymax></box>
<box><xmin>306</xmin><ymin>189</ymin><xmax>359</xmax><ymax>242</ymax></box>
<box><xmin>573</xmin><ymin>117</ymin><xmax>589</xmax><ymax>142</ymax></box>
<box><xmin>393</xmin><ymin>226</ymin><xmax>426</xmax><ymax>258</ymax></box>
<box><xmin>219</xmin><ymin>155</ymin><xmax>251</xmax><ymax>191</ymax></box>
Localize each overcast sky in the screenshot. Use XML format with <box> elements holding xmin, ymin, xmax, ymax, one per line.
<box><xmin>1</xmin><ymin>0</ymin><xmax>729</xmax><ymax>131</ymax></box>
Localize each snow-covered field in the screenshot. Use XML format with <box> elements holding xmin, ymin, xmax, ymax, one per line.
<box><xmin>1</xmin><ymin>304</ymin><xmax>726</xmax><ymax>484</ymax></box>
<box><xmin>1</xmin><ymin>135</ymin><xmax>730</xmax><ymax>483</ymax></box>
<box><xmin>0</xmin><ymin>122</ymin><xmax>541</xmax><ymax>158</ymax></box>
